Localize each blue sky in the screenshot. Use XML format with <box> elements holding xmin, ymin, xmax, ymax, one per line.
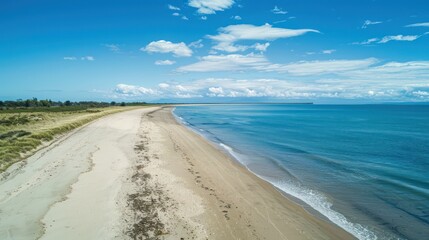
<box><xmin>1</xmin><ymin>0</ymin><xmax>428</xmax><ymax>103</ymax></box>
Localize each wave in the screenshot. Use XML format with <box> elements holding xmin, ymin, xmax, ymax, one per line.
<box><xmin>216</xmin><ymin>142</ymin><xmax>378</xmax><ymax>240</ymax></box>
<box><xmin>172</xmin><ymin>109</ymin><xmax>189</xmax><ymax>126</ymax></box>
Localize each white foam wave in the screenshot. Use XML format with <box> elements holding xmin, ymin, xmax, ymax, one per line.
<box><xmin>219</xmin><ymin>143</ymin><xmax>247</xmax><ymax>164</ymax></box>
<box><xmin>172</xmin><ymin>111</ymin><xmax>188</xmax><ymax>125</ymax></box>
<box><xmin>220</xmin><ymin>143</ymin><xmax>377</xmax><ymax>240</ymax></box>
<box><xmin>270</xmin><ymin>179</ymin><xmax>377</xmax><ymax>240</ymax></box>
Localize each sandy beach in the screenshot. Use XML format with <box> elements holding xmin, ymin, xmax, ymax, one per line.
<box><xmin>0</xmin><ymin>106</ymin><xmax>354</xmax><ymax>239</ymax></box>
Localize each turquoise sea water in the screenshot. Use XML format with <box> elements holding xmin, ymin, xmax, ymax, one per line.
<box><xmin>173</xmin><ymin>104</ymin><xmax>429</xmax><ymax>240</ymax></box>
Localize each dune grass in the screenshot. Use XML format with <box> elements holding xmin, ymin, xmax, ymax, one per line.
<box><xmin>0</xmin><ymin>106</ymin><xmax>143</xmax><ymax>172</ymax></box>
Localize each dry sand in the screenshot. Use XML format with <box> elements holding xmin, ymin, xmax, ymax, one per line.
<box><xmin>0</xmin><ymin>107</ymin><xmax>154</xmax><ymax>240</ymax></box>
<box><xmin>0</xmin><ymin>106</ymin><xmax>355</xmax><ymax>240</ymax></box>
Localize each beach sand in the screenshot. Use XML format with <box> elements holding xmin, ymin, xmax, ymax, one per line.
<box><xmin>0</xmin><ymin>106</ymin><xmax>354</xmax><ymax>239</ymax></box>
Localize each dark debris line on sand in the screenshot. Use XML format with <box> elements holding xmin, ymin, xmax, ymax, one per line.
<box><xmin>125</xmin><ymin>124</ymin><xmax>169</xmax><ymax>240</ymax></box>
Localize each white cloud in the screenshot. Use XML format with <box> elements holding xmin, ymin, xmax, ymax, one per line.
<box><xmin>405</xmin><ymin>22</ymin><xmax>429</xmax><ymax>27</ymax></box>
<box><xmin>355</xmin><ymin>33</ymin><xmax>425</xmax><ymax>45</ymax></box>
<box><xmin>211</xmin><ymin>42</ymin><xmax>270</xmax><ymax>52</ymax></box>
<box><xmin>353</xmin><ymin>38</ymin><xmax>379</xmax><ymax>45</ymax></box>
<box><xmin>200</xmin><ymin>79</ymin><xmax>325</xmax><ymax>98</ymax></box>
<box><xmin>188</xmin><ymin>0</ymin><xmax>234</xmax><ymax>14</ymax></box>
<box><xmin>114</xmin><ymin>84</ymin><xmax>157</xmax><ymax>97</ymax></box>
<box><xmin>273</xmin><ymin>19</ymin><xmax>288</xmax><ymax>24</ymax></box>
<box><xmin>212</xmin><ymin>42</ymin><xmax>248</xmax><ymax>52</ymax></box>
<box><xmin>159</xmin><ymin>83</ymin><xmax>170</xmax><ymax>88</ymax></box>
<box><xmin>253</xmin><ymin>43</ymin><xmax>270</xmax><ymax>52</ymax></box>
<box><xmin>142</xmin><ymin>40</ymin><xmax>193</xmax><ymax>57</ymax></box>
<box><xmin>208</xmin><ymin>86</ymin><xmax>224</xmax><ymax>94</ymax></box>
<box><xmin>232</xmin><ymin>15</ymin><xmax>241</xmax><ymax>20</ymax></box>
<box><xmin>193</xmin><ymin>79</ymin><xmax>337</xmax><ymax>98</ymax></box>
<box><xmin>168</xmin><ymin>4</ymin><xmax>181</xmax><ymax>11</ymax></box>
<box><xmin>267</xmin><ymin>58</ymin><xmax>378</xmax><ymax>75</ymax></box>
<box><xmin>171</xmin><ymin>12</ymin><xmax>188</xmax><ymax>20</ymax></box>
<box><xmin>189</xmin><ymin>39</ymin><xmax>204</xmax><ymax>48</ymax></box>
<box><xmin>114</xmin><ymin>73</ymin><xmax>429</xmax><ymax>101</ymax></box>
<box><xmin>115</xmin><ymin>79</ymin><xmax>309</xmax><ymax>99</ymax></box>
<box><xmin>155</xmin><ymin>60</ymin><xmax>176</xmax><ymax>65</ymax></box>
<box><xmin>322</xmin><ymin>49</ymin><xmax>336</xmax><ymax>54</ymax></box>
<box><xmin>271</xmin><ymin>6</ymin><xmax>287</xmax><ymax>15</ymax></box>
<box><xmin>178</xmin><ymin>53</ymin><xmax>377</xmax><ymax>75</ymax></box>
<box><xmin>114</xmin><ymin>59</ymin><xmax>429</xmax><ymax>100</ymax></box>
<box><xmin>413</xmin><ymin>90</ymin><xmax>429</xmax><ymax>97</ymax></box>
<box><xmin>81</xmin><ymin>56</ymin><xmax>95</xmax><ymax>61</ymax></box>
<box><xmin>208</xmin><ymin>24</ymin><xmax>319</xmax><ymax>52</ymax></box>
<box><xmin>64</xmin><ymin>56</ymin><xmax>95</xmax><ymax>61</ymax></box>
<box><xmin>344</xmin><ymin>61</ymin><xmax>429</xmax><ymax>80</ymax></box>
<box><xmin>210</xmin><ymin>24</ymin><xmax>318</xmax><ymax>42</ymax></box>
<box><xmin>176</xmin><ymin>85</ymin><xmax>189</xmax><ymax>92</ymax></box>
<box><xmin>103</xmin><ymin>44</ymin><xmax>120</xmax><ymax>52</ymax></box>
<box><xmin>201</xmin><ymin>16</ymin><xmax>207</xmax><ymax>20</ymax></box>
<box><xmin>177</xmin><ymin>53</ymin><xmax>270</xmax><ymax>72</ymax></box>
<box><xmin>379</xmin><ymin>34</ymin><xmax>420</xmax><ymax>43</ymax></box>
<box><xmin>362</xmin><ymin>20</ymin><xmax>382</xmax><ymax>29</ymax></box>
<box><xmin>307</xmin><ymin>49</ymin><xmax>336</xmax><ymax>55</ymax></box>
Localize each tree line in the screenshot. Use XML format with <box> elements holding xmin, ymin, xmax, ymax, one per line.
<box><xmin>0</xmin><ymin>98</ymin><xmax>147</xmax><ymax>109</ymax></box>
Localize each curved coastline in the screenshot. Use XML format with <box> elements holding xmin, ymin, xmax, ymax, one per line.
<box><xmin>170</xmin><ymin>106</ymin><xmax>361</xmax><ymax>239</ymax></box>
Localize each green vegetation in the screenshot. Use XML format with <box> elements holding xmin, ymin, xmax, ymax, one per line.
<box><xmin>0</xmin><ymin>98</ymin><xmax>147</xmax><ymax>113</ymax></box>
<box><xmin>0</xmin><ymin>98</ymin><xmax>149</xmax><ymax>172</ymax></box>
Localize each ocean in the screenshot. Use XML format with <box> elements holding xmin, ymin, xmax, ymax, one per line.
<box><xmin>173</xmin><ymin>104</ymin><xmax>429</xmax><ymax>240</ymax></box>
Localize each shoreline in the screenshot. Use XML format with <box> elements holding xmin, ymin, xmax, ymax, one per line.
<box><xmin>171</xmin><ymin>107</ymin><xmax>365</xmax><ymax>239</ymax></box>
<box><xmin>144</xmin><ymin>106</ymin><xmax>355</xmax><ymax>239</ymax></box>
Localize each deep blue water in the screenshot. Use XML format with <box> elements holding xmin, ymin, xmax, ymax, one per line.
<box><xmin>173</xmin><ymin>104</ymin><xmax>429</xmax><ymax>240</ymax></box>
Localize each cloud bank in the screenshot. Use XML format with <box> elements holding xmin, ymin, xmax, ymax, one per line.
<box><xmin>114</xmin><ymin>58</ymin><xmax>429</xmax><ymax>101</ymax></box>
<box><xmin>178</xmin><ymin>54</ymin><xmax>378</xmax><ymax>75</ymax></box>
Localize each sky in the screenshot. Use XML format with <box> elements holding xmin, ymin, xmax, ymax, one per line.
<box><xmin>1</xmin><ymin>0</ymin><xmax>429</xmax><ymax>103</ymax></box>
